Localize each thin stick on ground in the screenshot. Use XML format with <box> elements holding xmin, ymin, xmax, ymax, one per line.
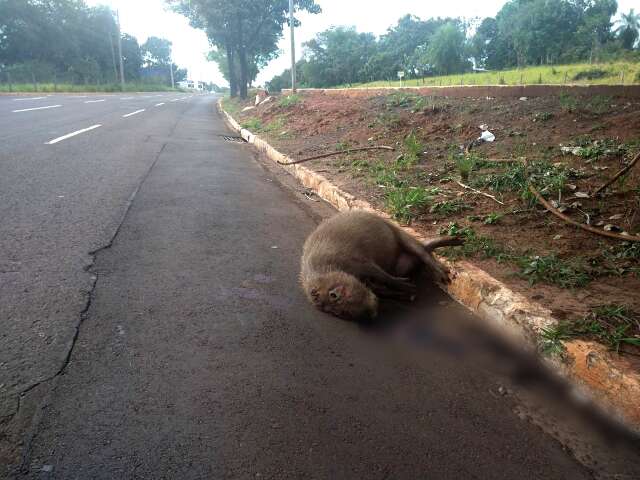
<box><xmin>277</xmin><ymin>146</ymin><xmax>394</xmax><ymax>165</ymax></box>
<box><xmin>528</xmin><ymin>184</ymin><xmax>640</xmax><ymax>243</ymax></box>
<box><xmin>455</xmin><ymin>180</ymin><xmax>505</xmax><ymax>205</ymax></box>
<box><xmin>593</xmin><ymin>151</ymin><xmax>640</xmax><ymax>196</ymax></box>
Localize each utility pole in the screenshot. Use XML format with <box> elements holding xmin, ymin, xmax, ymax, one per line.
<box><xmin>289</xmin><ymin>0</ymin><xmax>296</xmax><ymax>93</ymax></box>
<box><xmin>169</xmin><ymin>62</ymin><xmax>175</xmax><ymax>89</ymax></box>
<box><xmin>108</xmin><ymin>31</ymin><xmax>118</xmax><ymax>83</ymax></box>
<box><xmin>116</xmin><ymin>10</ymin><xmax>125</xmax><ymax>90</ymax></box>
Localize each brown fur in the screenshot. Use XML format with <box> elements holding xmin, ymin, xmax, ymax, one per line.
<box><xmin>300</xmin><ymin>210</ymin><xmax>463</xmax><ymax>320</ymax></box>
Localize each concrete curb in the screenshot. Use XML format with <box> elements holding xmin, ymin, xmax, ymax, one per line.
<box><xmin>283</xmin><ymin>84</ymin><xmax>640</xmax><ymax>98</ymax></box>
<box><xmin>218</xmin><ymin>99</ymin><xmax>640</xmax><ymax>432</ymax></box>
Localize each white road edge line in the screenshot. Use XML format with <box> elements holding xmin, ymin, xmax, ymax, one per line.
<box><xmin>122</xmin><ymin>109</ymin><xmax>145</xmax><ymax>118</ymax></box>
<box><xmin>84</xmin><ymin>99</ymin><xmax>106</xmax><ymax>103</ymax></box>
<box><xmin>45</xmin><ymin>124</ymin><xmax>102</xmax><ymax>145</ymax></box>
<box><xmin>12</xmin><ymin>105</ymin><xmax>62</xmax><ymax>113</ymax></box>
<box><xmin>12</xmin><ymin>96</ymin><xmax>47</xmax><ymax>101</ymax></box>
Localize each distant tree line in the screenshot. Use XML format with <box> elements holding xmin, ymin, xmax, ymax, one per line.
<box><xmin>267</xmin><ymin>0</ymin><xmax>640</xmax><ymax>91</ymax></box>
<box><xmin>0</xmin><ymin>0</ymin><xmax>187</xmax><ymax>86</ymax></box>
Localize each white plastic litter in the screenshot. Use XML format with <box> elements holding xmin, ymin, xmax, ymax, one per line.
<box><xmin>561</xmin><ymin>146</ymin><xmax>581</xmax><ymax>155</ymax></box>
<box><xmin>479</xmin><ymin>130</ymin><xmax>496</xmax><ymax>142</ymax></box>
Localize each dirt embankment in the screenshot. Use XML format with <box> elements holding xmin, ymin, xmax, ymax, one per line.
<box><xmin>225</xmin><ymin>90</ymin><xmax>640</xmax><ymax>357</ymax></box>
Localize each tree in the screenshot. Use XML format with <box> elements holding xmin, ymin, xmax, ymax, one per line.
<box><xmin>171</xmin><ymin>0</ymin><xmax>320</xmax><ymax>98</ymax></box>
<box><xmin>141</xmin><ymin>36</ymin><xmax>172</xmax><ymax>67</ymax></box>
<box><xmin>302</xmin><ymin>27</ymin><xmax>376</xmax><ymax>87</ymax></box>
<box><xmin>367</xmin><ymin>15</ymin><xmax>449</xmax><ymax>80</ymax></box>
<box><xmin>0</xmin><ymin>0</ymin><xmax>149</xmax><ymax>85</ymax></box>
<box><xmin>121</xmin><ymin>34</ymin><xmax>142</xmax><ymax>81</ymax></box>
<box><xmin>616</xmin><ymin>9</ymin><xmax>640</xmax><ymax>49</ymax></box>
<box><xmin>420</xmin><ymin>22</ymin><xmax>469</xmax><ymax>75</ymax></box>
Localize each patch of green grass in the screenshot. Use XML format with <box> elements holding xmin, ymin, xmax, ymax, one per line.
<box><xmin>438</xmin><ymin>223</ymin><xmax>509</xmax><ymax>260</ymax></box>
<box><xmin>346</xmin><ymin>62</ymin><xmax>640</xmax><ymax>88</ymax></box>
<box><xmin>350</xmin><ymin>159</ymin><xmax>370</xmax><ymax>170</ymax></box>
<box><xmin>600</xmin><ymin>241</ymin><xmax>640</xmax><ymax>277</ymax></box>
<box><xmin>455</xmin><ymin>154</ymin><xmax>476</xmax><ymax>181</ymax></box>
<box><xmin>241</xmin><ymin>117</ymin><xmax>263</xmax><ymax>130</ymax></box>
<box><xmin>573</xmin><ymin>69</ymin><xmax>607</xmax><ymax>81</ymax></box>
<box><xmin>471</xmin><ymin>160</ymin><xmax>568</xmax><ymax>205</ymax></box>
<box><xmin>541</xmin><ymin>305</ymin><xmax>640</xmax><ymax>355</ymax></box>
<box><xmin>468</xmin><ymin>213</ymin><xmax>504</xmax><ymax>225</ymax></box>
<box><xmin>483</xmin><ymin>212</ymin><xmax>504</xmax><ymax>225</ymax></box>
<box><xmin>559</xmin><ymin>92</ymin><xmax>579</xmax><ymax>112</ymax></box>
<box><xmin>260</xmin><ymin>116</ymin><xmax>288</xmax><ymax>135</ymax></box>
<box><xmin>278</xmin><ymin>94</ymin><xmax>302</xmax><ymax>107</ymax></box>
<box><xmin>559</xmin><ymin>94</ymin><xmax>613</xmax><ymax>115</ymax></box>
<box><xmin>376</xmin><ymin>111</ymin><xmax>402</xmax><ymax>129</ymax></box>
<box><xmin>430</xmin><ymin>199</ymin><xmax>472</xmax><ymax>216</ymax></box>
<box><xmin>517</xmin><ymin>254</ymin><xmax>592</xmax><ymax>289</ymax></box>
<box><xmin>533</xmin><ymin>111</ymin><xmax>554</xmax><ymax>122</ymax></box>
<box><xmin>570</xmin><ymin>137</ymin><xmax>627</xmax><ymax>160</ymax></box>
<box><xmin>385</xmin><ymin>187</ymin><xmax>433</xmax><ymax>224</ymax></box>
<box><xmin>439</xmin><ymin>223</ymin><xmax>594</xmax><ymax>288</ymax></box>
<box><xmin>386</xmin><ymin>92</ymin><xmax>418</xmax><ymax>108</ymax></box>
<box><xmin>397</xmin><ymin>131</ymin><xmax>423</xmax><ymax>167</ymax></box>
<box><xmin>222</xmin><ymin>97</ymin><xmax>242</xmax><ymax>115</ymax></box>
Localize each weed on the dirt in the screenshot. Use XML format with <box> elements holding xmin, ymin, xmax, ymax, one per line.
<box><xmin>398</xmin><ymin>131</ymin><xmax>423</xmax><ymax>167</ymax></box>
<box><xmin>430</xmin><ymin>199</ymin><xmax>472</xmax><ymax>216</ymax></box>
<box><xmin>279</xmin><ymin>94</ymin><xmax>302</xmax><ymax>107</ymax></box>
<box><xmin>469</xmin><ymin>213</ymin><xmax>504</xmax><ymax>225</ymax></box>
<box><xmin>385</xmin><ymin>187</ymin><xmax>432</xmax><ymax>224</ymax></box>
<box><xmin>440</xmin><ymin>222</ymin><xmax>594</xmax><ymax>288</ymax></box>
<box><xmin>541</xmin><ymin>304</ymin><xmax>640</xmax><ymax>355</ymax></box>
<box><xmin>241</xmin><ymin>117</ymin><xmax>263</xmax><ymax>130</ymax></box>
<box><xmin>517</xmin><ymin>254</ymin><xmax>592</xmax><ymax>289</ymax></box>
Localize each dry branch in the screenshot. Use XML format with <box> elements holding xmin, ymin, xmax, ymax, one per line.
<box><xmin>593</xmin><ymin>151</ymin><xmax>640</xmax><ymax>196</ymax></box>
<box><xmin>277</xmin><ymin>146</ymin><xmax>395</xmax><ymax>166</ymax></box>
<box><xmin>528</xmin><ymin>184</ymin><xmax>640</xmax><ymax>243</ymax></box>
<box><xmin>455</xmin><ymin>180</ymin><xmax>505</xmax><ymax>205</ymax></box>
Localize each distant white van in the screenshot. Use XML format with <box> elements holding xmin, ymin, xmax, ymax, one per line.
<box><xmin>178</xmin><ymin>80</ymin><xmax>206</xmax><ymax>92</ymax></box>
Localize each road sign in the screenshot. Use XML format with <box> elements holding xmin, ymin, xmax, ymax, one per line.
<box><xmin>397</xmin><ymin>71</ymin><xmax>405</xmax><ymax>79</ymax></box>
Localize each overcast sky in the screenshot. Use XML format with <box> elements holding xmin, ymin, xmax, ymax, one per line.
<box><xmin>87</xmin><ymin>0</ymin><xmax>637</xmax><ymax>86</ymax></box>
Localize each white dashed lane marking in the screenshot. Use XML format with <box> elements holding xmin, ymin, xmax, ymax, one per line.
<box><xmin>122</xmin><ymin>109</ymin><xmax>145</xmax><ymax>118</ymax></box>
<box><xmin>45</xmin><ymin>124</ymin><xmax>102</xmax><ymax>145</ymax></box>
<box><xmin>155</xmin><ymin>103</ymin><xmax>165</xmax><ymax>107</ymax></box>
<box><xmin>84</xmin><ymin>99</ymin><xmax>106</xmax><ymax>103</ymax></box>
<box><xmin>12</xmin><ymin>105</ymin><xmax>62</xmax><ymax>113</ymax></box>
<box><xmin>12</xmin><ymin>96</ymin><xmax>47</xmax><ymax>101</ymax></box>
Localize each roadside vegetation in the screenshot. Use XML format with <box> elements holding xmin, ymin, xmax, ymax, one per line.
<box><xmin>266</xmin><ymin>2</ymin><xmax>640</xmax><ymax>91</ymax></box>
<box><xmin>349</xmin><ymin>62</ymin><xmax>640</xmax><ymax>88</ymax></box>
<box><xmin>0</xmin><ymin>1</ymin><xmax>198</xmax><ymax>94</ymax></box>
<box><xmin>0</xmin><ymin>83</ymin><xmax>183</xmax><ymax>93</ymax></box>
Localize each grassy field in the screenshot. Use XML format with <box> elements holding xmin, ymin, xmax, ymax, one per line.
<box><xmin>0</xmin><ymin>83</ymin><xmax>183</xmax><ymax>93</ymax></box>
<box><xmin>347</xmin><ymin>62</ymin><xmax>640</xmax><ymax>88</ymax></box>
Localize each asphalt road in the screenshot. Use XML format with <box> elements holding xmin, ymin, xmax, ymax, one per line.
<box><xmin>1</xmin><ymin>93</ymin><xmax>638</xmax><ymax>478</ymax></box>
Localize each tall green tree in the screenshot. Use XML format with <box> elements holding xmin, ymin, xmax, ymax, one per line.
<box><xmin>302</xmin><ymin>27</ymin><xmax>376</xmax><ymax>86</ymax></box>
<box><xmin>419</xmin><ymin>22</ymin><xmax>469</xmax><ymax>75</ymax></box>
<box><xmin>170</xmin><ymin>0</ymin><xmax>320</xmax><ymax>98</ymax></box>
<box><xmin>141</xmin><ymin>36</ymin><xmax>173</xmax><ymax>67</ymax></box>
<box><xmin>616</xmin><ymin>9</ymin><xmax>640</xmax><ymax>49</ymax></box>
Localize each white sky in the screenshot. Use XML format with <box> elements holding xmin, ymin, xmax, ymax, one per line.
<box><xmin>87</xmin><ymin>0</ymin><xmax>638</xmax><ymax>86</ymax></box>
